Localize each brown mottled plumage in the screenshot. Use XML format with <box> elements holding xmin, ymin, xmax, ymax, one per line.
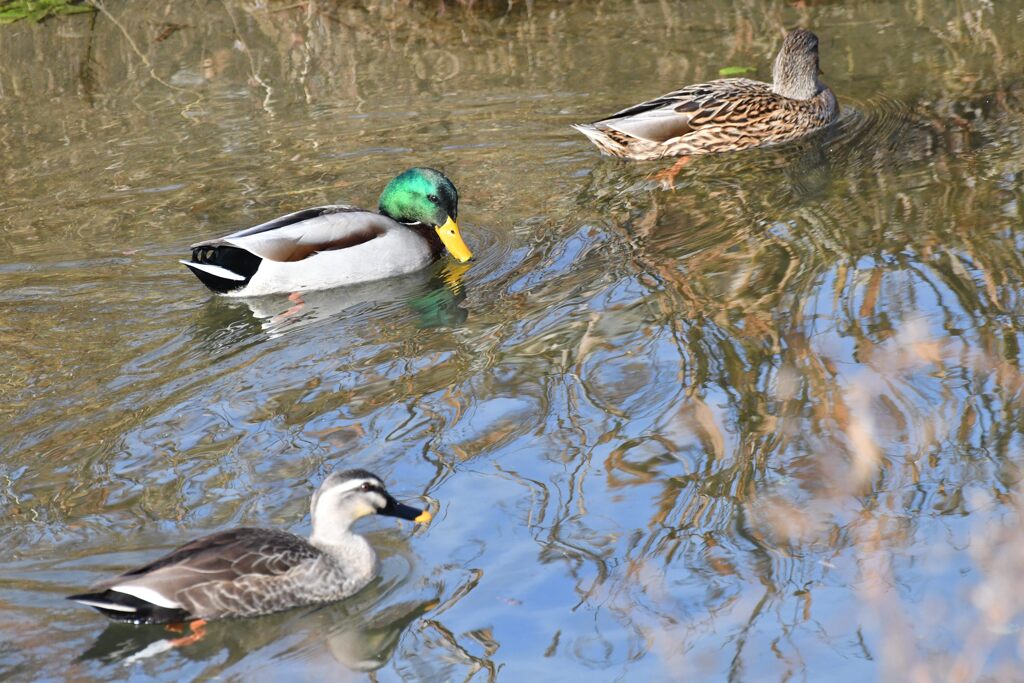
<box><xmin>573</xmin><ymin>28</ymin><xmax>838</xmax><ymax>160</ymax></box>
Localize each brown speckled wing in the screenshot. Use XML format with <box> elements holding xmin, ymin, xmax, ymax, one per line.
<box><xmin>578</xmin><ymin>75</ymin><xmax>836</xmax><ymax>160</ymax></box>
<box><xmin>596</xmin><ymin>79</ymin><xmax>769</xmax><ymax>141</ymax></box>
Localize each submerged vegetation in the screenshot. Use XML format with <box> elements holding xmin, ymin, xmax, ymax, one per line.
<box><xmin>0</xmin><ymin>0</ymin><xmax>92</xmax><ymax>25</ymax></box>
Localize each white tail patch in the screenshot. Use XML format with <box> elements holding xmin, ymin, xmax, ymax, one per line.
<box><xmin>571</xmin><ymin>124</ymin><xmax>601</xmax><ymax>141</ymax></box>
<box><xmin>111</xmin><ymin>584</ymin><xmax>182</xmax><ymax>609</ymax></box>
<box><xmin>72</xmin><ymin>598</ymin><xmax>138</xmax><ymax>613</ymax></box>
<box><xmin>179</xmin><ymin>260</ymin><xmax>246</xmax><ymax>281</ymax></box>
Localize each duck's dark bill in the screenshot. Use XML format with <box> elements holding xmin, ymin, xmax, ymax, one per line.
<box><xmin>382</xmin><ymin>497</ymin><xmax>432</xmax><ymax>523</ymax></box>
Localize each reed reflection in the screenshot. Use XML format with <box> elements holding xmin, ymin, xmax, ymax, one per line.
<box><xmin>3</xmin><ymin>0</ymin><xmax>1024</xmax><ymax>680</ymax></box>
<box><xmin>512</xmin><ymin>77</ymin><xmax>1024</xmax><ymax>677</ymax></box>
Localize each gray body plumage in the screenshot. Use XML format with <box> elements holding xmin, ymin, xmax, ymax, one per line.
<box><xmin>68</xmin><ymin>470</ymin><xmax>430</xmax><ymax>624</ymax></box>
<box><xmin>124</xmin><ymin>528</ymin><xmax>375</xmax><ymax>620</ymax></box>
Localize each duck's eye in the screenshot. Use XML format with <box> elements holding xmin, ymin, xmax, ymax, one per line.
<box><xmin>427</xmin><ymin>194</ymin><xmax>440</xmax><ymax>204</ymax></box>
<box><xmin>360</xmin><ymin>482</ymin><xmax>373</xmax><ymax>492</ymax></box>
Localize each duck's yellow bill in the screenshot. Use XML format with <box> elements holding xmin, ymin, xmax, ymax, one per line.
<box><xmin>414</xmin><ymin>509</ymin><xmax>433</xmax><ymax>524</ymax></box>
<box><xmin>435</xmin><ymin>217</ymin><xmax>473</xmax><ymax>263</ymax></box>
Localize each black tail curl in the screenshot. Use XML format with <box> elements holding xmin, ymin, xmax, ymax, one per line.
<box><xmin>186</xmin><ymin>245</ymin><xmax>262</xmax><ymax>294</ymax></box>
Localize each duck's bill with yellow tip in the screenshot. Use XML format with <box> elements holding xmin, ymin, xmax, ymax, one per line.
<box><xmin>381</xmin><ymin>495</ymin><xmax>433</xmax><ymax>524</ymax></box>
<box><xmin>66</xmin><ymin>469</ymin><xmax>430</xmax><ymax>625</ymax></box>
<box><xmin>435</xmin><ymin>216</ymin><xmax>473</xmax><ymax>263</ymax></box>
<box><xmin>181</xmin><ymin>167</ymin><xmax>472</xmax><ymax>297</ymax></box>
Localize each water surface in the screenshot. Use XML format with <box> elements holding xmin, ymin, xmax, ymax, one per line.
<box><xmin>2</xmin><ymin>1</ymin><xmax>1024</xmax><ymax>680</ymax></box>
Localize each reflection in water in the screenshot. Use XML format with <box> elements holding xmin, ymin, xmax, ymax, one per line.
<box><xmin>78</xmin><ymin>594</ymin><xmax>436</xmax><ymax>672</ymax></box>
<box><xmin>540</xmin><ymin>78</ymin><xmax>1024</xmax><ymax>678</ymax></box>
<box><xmin>238</xmin><ymin>260</ymin><xmax>471</xmax><ymax>338</ymax></box>
<box><xmin>74</xmin><ymin>545</ymin><xmax>447</xmax><ymax>675</ymax></box>
<box><xmin>324</xmin><ymin>598</ymin><xmax>437</xmax><ymax>672</ymax></box>
<box><xmin>3</xmin><ymin>0</ymin><xmax>1024</xmax><ymax>681</ymax></box>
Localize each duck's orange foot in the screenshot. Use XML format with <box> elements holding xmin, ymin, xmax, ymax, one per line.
<box><xmin>124</xmin><ymin>619</ymin><xmax>210</xmax><ymax>664</ymax></box>
<box><xmin>281</xmin><ymin>291</ymin><xmax>306</xmax><ymax>317</ymax></box>
<box><xmin>167</xmin><ymin>619</ymin><xmax>207</xmax><ymax>648</ymax></box>
<box><xmin>649</xmin><ymin>156</ymin><xmax>692</xmax><ymax>190</ymax></box>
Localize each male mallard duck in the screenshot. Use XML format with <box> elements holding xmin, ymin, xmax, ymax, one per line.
<box><xmin>573</xmin><ymin>28</ymin><xmax>838</xmax><ymax>160</ymax></box>
<box><xmin>67</xmin><ymin>469</ymin><xmax>432</xmax><ymax>624</ymax></box>
<box><xmin>180</xmin><ymin>168</ymin><xmax>472</xmax><ymax>296</ymax></box>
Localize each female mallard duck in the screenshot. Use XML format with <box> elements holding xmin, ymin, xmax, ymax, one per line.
<box><xmin>67</xmin><ymin>469</ymin><xmax>432</xmax><ymax>624</ymax></box>
<box><xmin>181</xmin><ymin>168</ymin><xmax>472</xmax><ymax>296</ymax></box>
<box><xmin>573</xmin><ymin>28</ymin><xmax>838</xmax><ymax>160</ymax></box>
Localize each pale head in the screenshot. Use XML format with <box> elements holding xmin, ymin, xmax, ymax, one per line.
<box><xmin>310</xmin><ymin>469</ymin><xmax>430</xmax><ymax>542</ymax></box>
<box><xmin>771</xmin><ymin>28</ymin><xmax>823</xmax><ymax>101</ymax></box>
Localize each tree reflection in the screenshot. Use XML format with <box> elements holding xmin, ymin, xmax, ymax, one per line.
<box><xmin>4</xmin><ymin>0</ymin><xmax>1024</xmax><ymax>680</ymax></box>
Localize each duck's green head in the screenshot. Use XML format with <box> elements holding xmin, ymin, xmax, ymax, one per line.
<box><xmin>378</xmin><ymin>168</ymin><xmax>472</xmax><ymax>263</ymax></box>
